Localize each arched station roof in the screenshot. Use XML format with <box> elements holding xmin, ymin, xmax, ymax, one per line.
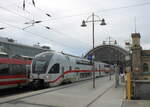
<box><xmin>84</xmin><ymin>45</ymin><xmax>128</xmax><ymax>64</ymax></box>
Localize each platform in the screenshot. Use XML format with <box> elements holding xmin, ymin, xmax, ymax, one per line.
<box><xmin>0</xmin><ymin>76</ymin><xmax>125</xmax><ymax>107</ymax></box>
<box><xmin>122</xmin><ymin>100</ymin><xmax>150</xmax><ymax>107</ymax></box>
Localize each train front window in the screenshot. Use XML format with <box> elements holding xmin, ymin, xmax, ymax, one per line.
<box><xmin>0</xmin><ymin>54</ymin><xmax>8</xmax><ymax>58</ymax></box>
<box><xmin>48</xmin><ymin>63</ymin><xmax>60</xmax><ymax>74</ymax></box>
<box><xmin>0</xmin><ymin>64</ymin><xmax>9</xmax><ymax>75</ymax></box>
<box><xmin>0</xmin><ymin>53</ymin><xmax>9</xmax><ymax>75</ymax></box>
<box><xmin>33</xmin><ymin>60</ymin><xmax>48</xmax><ymax>73</ymax></box>
<box><xmin>32</xmin><ymin>53</ymin><xmax>53</xmax><ymax>74</ymax></box>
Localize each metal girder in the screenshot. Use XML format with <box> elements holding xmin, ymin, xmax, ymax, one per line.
<box><xmin>85</xmin><ymin>45</ymin><xmax>128</xmax><ymax>64</ymax></box>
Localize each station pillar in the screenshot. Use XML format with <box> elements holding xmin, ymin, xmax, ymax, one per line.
<box><xmin>115</xmin><ymin>64</ymin><xmax>119</xmax><ymax>88</ymax></box>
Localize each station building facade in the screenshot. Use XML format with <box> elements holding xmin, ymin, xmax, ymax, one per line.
<box><xmin>0</xmin><ymin>37</ymin><xmax>50</xmax><ymax>57</ymax></box>
<box><xmin>131</xmin><ymin>33</ymin><xmax>150</xmax><ymax>72</ymax></box>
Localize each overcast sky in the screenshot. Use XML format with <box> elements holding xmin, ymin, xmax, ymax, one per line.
<box><xmin>0</xmin><ymin>0</ymin><xmax>150</xmax><ymax>56</ymax></box>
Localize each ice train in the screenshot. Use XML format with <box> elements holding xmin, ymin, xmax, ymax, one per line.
<box><xmin>30</xmin><ymin>51</ymin><xmax>114</xmax><ymax>88</ymax></box>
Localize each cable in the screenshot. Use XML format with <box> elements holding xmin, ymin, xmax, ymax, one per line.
<box><xmin>0</xmin><ymin>4</ymin><xmax>85</xmax><ymax>43</ymax></box>
<box><xmin>0</xmin><ymin>5</ymin><xmax>90</xmax><ymax>48</ymax></box>
<box><xmin>1</xmin><ymin>1</ymin><xmax>149</xmax><ymax>51</ymax></box>
<box><xmin>0</xmin><ymin>0</ymin><xmax>35</xmax><ymax>18</ymax></box>
<box><xmin>0</xmin><ymin>6</ymin><xmax>31</xmax><ymax>21</ymax></box>
<box><xmin>26</xmin><ymin>2</ymin><xmax>52</xmax><ymax>18</ymax></box>
<box><xmin>0</xmin><ymin>20</ymin><xmax>86</xmax><ymax>53</ymax></box>
<box><xmin>41</xmin><ymin>1</ymin><xmax>150</xmax><ymax>22</ymax></box>
<box><xmin>1</xmin><ymin>1</ymin><xmax>150</xmax><ymax>23</ymax></box>
<box><xmin>50</xmin><ymin>28</ymin><xmax>91</xmax><ymax>47</ymax></box>
<box><xmin>96</xmin><ymin>2</ymin><xmax>150</xmax><ymax>13</ymax></box>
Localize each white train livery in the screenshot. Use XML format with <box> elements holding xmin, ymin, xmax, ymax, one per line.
<box><xmin>30</xmin><ymin>51</ymin><xmax>114</xmax><ymax>88</ymax></box>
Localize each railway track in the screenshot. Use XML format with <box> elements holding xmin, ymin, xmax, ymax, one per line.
<box><xmin>0</xmin><ymin>86</ymin><xmax>33</xmax><ymax>98</ymax></box>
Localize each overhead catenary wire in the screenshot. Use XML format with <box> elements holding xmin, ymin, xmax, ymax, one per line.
<box><xmin>1</xmin><ymin>1</ymin><xmax>150</xmax><ymax>22</ymax></box>
<box><xmin>23</xmin><ymin>0</ymin><xmax>35</xmax><ymax>10</ymax></box>
<box><xmin>41</xmin><ymin>1</ymin><xmax>150</xmax><ymax>22</ymax></box>
<box><xmin>1</xmin><ymin>1</ymin><xmax>150</xmax><ymax>42</ymax></box>
<box><xmin>1</xmin><ymin>1</ymin><xmax>150</xmax><ymax>23</ymax></box>
<box><xmin>26</xmin><ymin>2</ymin><xmax>51</xmax><ymax>18</ymax></box>
<box><xmin>0</xmin><ymin>4</ymin><xmax>91</xmax><ymax>48</ymax></box>
<box><xmin>4</xmin><ymin>1</ymin><xmax>150</xmax><ymax>23</ymax></box>
<box><xmin>0</xmin><ymin>2</ymin><xmax>91</xmax><ymax>48</ymax></box>
<box><xmin>48</xmin><ymin>28</ymin><xmax>91</xmax><ymax>47</ymax></box>
<box><xmin>0</xmin><ymin>20</ymin><xmax>86</xmax><ymax>53</ymax></box>
<box><xmin>0</xmin><ymin>6</ymin><xmax>32</xmax><ymax>21</ymax></box>
<box><xmin>0</xmin><ymin>1</ymin><xmax>48</xmax><ymax>24</ymax></box>
<box><xmin>0</xmin><ymin>0</ymin><xmax>50</xmax><ymax>19</ymax></box>
<box><xmin>96</xmin><ymin>2</ymin><xmax>150</xmax><ymax>13</ymax></box>
<box><xmin>0</xmin><ymin>1</ymin><xmax>150</xmax><ymax>52</ymax></box>
<box><xmin>0</xmin><ymin>5</ymin><xmax>76</xmax><ymax>37</ymax></box>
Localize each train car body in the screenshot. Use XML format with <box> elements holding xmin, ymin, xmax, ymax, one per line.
<box><xmin>0</xmin><ymin>53</ymin><xmax>32</xmax><ymax>89</ymax></box>
<box><xmin>30</xmin><ymin>51</ymin><xmax>114</xmax><ymax>88</ymax></box>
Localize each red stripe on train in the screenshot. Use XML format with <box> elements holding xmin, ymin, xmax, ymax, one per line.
<box><xmin>0</xmin><ymin>75</ymin><xmax>27</xmax><ymax>79</ymax></box>
<box><xmin>0</xmin><ymin>80</ymin><xmax>27</xmax><ymax>85</ymax></box>
<box><xmin>26</xmin><ymin>60</ymin><xmax>32</xmax><ymax>64</ymax></box>
<box><xmin>0</xmin><ymin>58</ymin><xmax>32</xmax><ymax>64</ymax></box>
<box><xmin>49</xmin><ymin>70</ymin><xmax>113</xmax><ymax>83</ymax></box>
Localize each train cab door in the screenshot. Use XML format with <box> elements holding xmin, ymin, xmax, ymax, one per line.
<box><xmin>99</xmin><ymin>65</ymin><xmax>101</xmax><ymax>77</ymax></box>
<box><xmin>61</xmin><ymin>66</ymin><xmax>64</xmax><ymax>79</ymax></box>
<box><xmin>26</xmin><ymin>65</ymin><xmax>30</xmax><ymax>78</ymax></box>
<box><xmin>48</xmin><ymin>63</ymin><xmax>60</xmax><ymax>85</ymax></box>
<box><xmin>75</xmin><ymin>67</ymin><xmax>80</xmax><ymax>80</ymax></box>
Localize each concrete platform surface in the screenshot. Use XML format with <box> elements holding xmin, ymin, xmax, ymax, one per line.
<box><xmin>0</xmin><ymin>76</ymin><xmax>125</xmax><ymax>107</ymax></box>
<box><xmin>122</xmin><ymin>100</ymin><xmax>150</xmax><ymax>107</ymax></box>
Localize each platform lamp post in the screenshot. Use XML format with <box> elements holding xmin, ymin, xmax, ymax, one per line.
<box><xmin>81</xmin><ymin>13</ymin><xmax>106</xmax><ymax>88</ymax></box>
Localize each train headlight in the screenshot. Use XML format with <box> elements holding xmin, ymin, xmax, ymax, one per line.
<box><xmin>45</xmin><ymin>75</ymin><xmax>49</xmax><ymax>80</ymax></box>
<box><xmin>29</xmin><ymin>75</ymin><xmax>33</xmax><ymax>82</ymax></box>
<box><xmin>30</xmin><ymin>75</ymin><xmax>33</xmax><ymax>79</ymax></box>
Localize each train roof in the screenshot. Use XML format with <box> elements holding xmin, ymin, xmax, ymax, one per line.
<box><xmin>0</xmin><ymin>51</ymin><xmax>8</xmax><ymax>55</ymax></box>
<box><xmin>34</xmin><ymin>50</ymin><xmax>55</xmax><ymax>57</ymax></box>
<box><xmin>35</xmin><ymin>51</ymin><xmax>112</xmax><ymax>66</ymax></box>
<box><xmin>59</xmin><ymin>51</ymin><xmax>81</xmax><ymax>58</ymax></box>
<box><xmin>21</xmin><ymin>55</ymin><xmax>33</xmax><ymax>60</ymax></box>
<box><xmin>12</xmin><ymin>55</ymin><xmax>34</xmax><ymax>60</ymax></box>
<box><xmin>37</xmin><ymin>51</ymin><xmax>81</xmax><ymax>58</ymax></box>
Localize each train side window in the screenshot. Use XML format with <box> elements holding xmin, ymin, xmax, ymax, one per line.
<box><xmin>21</xmin><ymin>65</ymin><xmax>26</xmax><ymax>74</ymax></box>
<box><xmin>11</xmin><ymin>64</ymin><xmax>26</xmax><ymax>75</ymax></box>
<box><xmin>99</xmin><ymin>65</ymin><xmax>101</xmax><ymax>70</ymax></box>
<box><xmin>69</xmin><ymin>66</ymin><xmax>72</xmax><ymax>71</ymax></box>
<box><xmin>75</xmin><ymin>67</ymin><xmax>80</xmax><ymax>70</ymax></box>
<box><xmin>0</xmin><ymin>64</ymin><xmax>9</xmax><ymax>75</ymax></box>
<box><xmin>48</xmin><ymin>63</ymin><xmax>60</xmax><ymax>74</ymax></box>
<box><xmin>75</xmin><ymin>67</ymin><xmax>80</xmax><ymax>76</ymax></box>
<box><xmin>62</xmin><ymin>66</ymin><xmax>64</xmax><ymax>78</ymax></box>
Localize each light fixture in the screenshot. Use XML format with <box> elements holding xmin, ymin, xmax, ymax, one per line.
<box><xmin>100</xmin><ymin>18</ymin><xmax>106</xmax><ymax>25</ymax></box>
<box><xmin>81</xmin><ymin>20</ymin><xmax>87</xmax><ymax>27</ymax></box>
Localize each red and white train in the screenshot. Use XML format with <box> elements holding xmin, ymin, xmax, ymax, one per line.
<box><xmin>0</xmin><ymin>51</ymin><xmax>32</xmax><ymax>89</ymax></box>
<box><xmin>30</xmin><ymin>51</ymin><xmax>114</xmax><ymax>88</ymax></box>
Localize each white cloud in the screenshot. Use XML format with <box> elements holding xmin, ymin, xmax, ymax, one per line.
<box><xmin>0</xmin><ymin>0</ymin><xmax>150</xmax><ymax>56</ymax></box>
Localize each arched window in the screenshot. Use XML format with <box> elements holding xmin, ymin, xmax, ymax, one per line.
<box><xmin>143</xmin><ymin>63</ymin><xmax>149</xmax><ymax>72</ymax></box>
